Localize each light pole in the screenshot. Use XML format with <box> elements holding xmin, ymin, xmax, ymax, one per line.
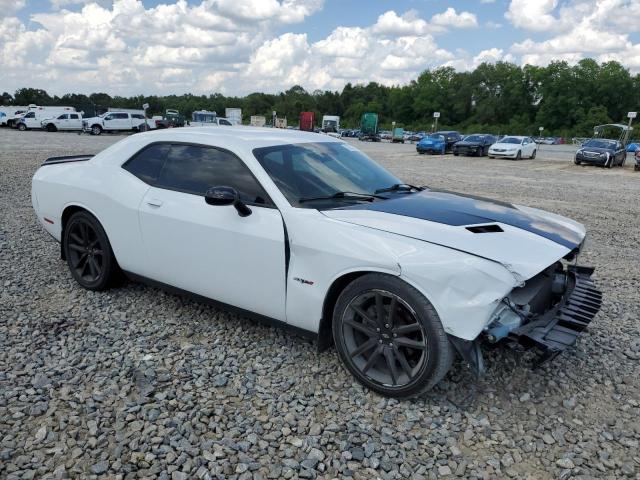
<box><xmin>538</xmin><ymin>126</ymin><xmax>544</xmax><ymax>152</ymax></box>
<box><xmin>433</xmin><ymin>111</ymin><xmax>440</xmax><ymax>132</ymax></box>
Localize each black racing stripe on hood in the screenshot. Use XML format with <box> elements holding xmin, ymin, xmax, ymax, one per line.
<box><xmin>339</xmin><ymin>189</ymin><xmax>583</xmax><ymax>249</ymax></box>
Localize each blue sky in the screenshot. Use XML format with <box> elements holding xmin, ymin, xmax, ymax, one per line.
<box><xmin>1</xmin><ymin>0</ymin><xmax>639</xmax><ymax>96</ymax></box>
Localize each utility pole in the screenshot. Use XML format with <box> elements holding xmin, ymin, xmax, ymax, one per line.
<box><xmin>433</xmin><ymin>112</ymin><xmax>440</xmax><ymax>132</ymax></box>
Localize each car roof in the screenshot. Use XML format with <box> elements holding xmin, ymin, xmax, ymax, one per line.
<box><xmin>497</xmin><ymin>135</ymin><xmax>527</xmax><ymax>140</ymax></box>
<box><xmin>136</xmin><ymin>126</ymin><xmax>342</xmax><ymax>149</ymax></box>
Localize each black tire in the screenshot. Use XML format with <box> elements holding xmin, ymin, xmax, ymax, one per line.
<box><xmin>17</xmin><ymin>123</ymin><xmax>27</xmax><ymax>131</ymax></box>
<box><xmin>606</xmin><ymin>156</ymin><xmax>613</xmax><ymax>168</ymax></box>
<box><xmin>515</xmin><ymin>150</ymin><xmax>521</xmax><ymax>160</ymax></box>
<box><xmin>453</xmin><ymin>152</ymin><xmax>459</xmax><ymax>156</ymax></box>
<box><xmin>46</xmin><ymin>123</ymin><xmax>57</xmax><ymax>132</ymax></box>
<box><xmin>477</xmin><ymin>147</ymin><xmax>484</xmax><ymax>157</ymax></box>
<box><xmin>488</xmin><ymin>156</ymin><xmax>494</xmax><ymax>159</ymax></box>
<box><xmin>90</xmin><ymin>125</ymin><xmax>102</xmax><ymax>135</ymax></box>
<box><xmin>332</xmin><ymin>273</ymin><xmax>454</xmax><ymax>398</ymax></box>
<box><xmin>63</xmin><ymin>211</ymin><xmax>118</xmax><ymax>291</ymax></box>
<box><xmin>531</xmin><ymin>149</ymin><xmax>536</xmax><ymax>159</ymax></box>
<box><xmin>574</xmin><ymin>158</ymin><xmax>581</xmax><ymax>165</ymax></box>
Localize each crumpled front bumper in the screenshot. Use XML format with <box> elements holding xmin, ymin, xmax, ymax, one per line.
<box><xmin>508</xmin><ymin>265</ymin><xmax>602</xmax><ymax>359</ymax></box>
<box><xmin>450</xmin><ymin>265</ymin><xmax>602</xmax><ymax>374</ymax></box>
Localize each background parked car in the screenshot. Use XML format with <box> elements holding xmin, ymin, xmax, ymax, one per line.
<box><xmin>41</xmin><ymin>112</ymin><xmax>83</xmax><ymax>132</ymax></box>
<box><xmin>488</xmin><ymin>136</ymin><xmax>537</xmax><ymax>160</ymax></box>
<box><xmin>574</xmin><ymin>139</ymin><xmax>627</xmax><ymax>168</ymax></box>
<box><xmin>82</xmin><ymin>112</ymin><xmax>148</xmax><ymax>135</ymax></box>
<box><xmin>434</xmin><ymin>131</ymin><xmax>463</xmax><ymax>153</ymax></box>
<box><xmin>452</xmin><ymin>134</ymin><xmax>496</xmax><ymax>156</ymax></box>
<box><xmin>416</xmin><ymin>134</ymin><xmax>446</xmax><ymax>154</ymax></box>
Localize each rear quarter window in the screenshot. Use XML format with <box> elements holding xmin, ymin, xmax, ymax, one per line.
<box><xmin>122</xmin><ymin>143</ymin><xmax>171</xmax><ymax>184</ymax></box>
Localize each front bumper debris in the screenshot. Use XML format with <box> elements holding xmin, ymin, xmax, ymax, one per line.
<box><xmin>451</xmin><ymin>265</ymin><xmax>602</xmax><ymax>376</ymax></box>
<box><xmin>508</xmin><ymin>265</ymin><xmax>602</xmax><ymax>362</ymax></box>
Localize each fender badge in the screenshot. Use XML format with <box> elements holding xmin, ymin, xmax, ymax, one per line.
<box><xmin>293</xmin><ymin>277</ymin><xmax>314</xmax><ymax>286</ymax></box>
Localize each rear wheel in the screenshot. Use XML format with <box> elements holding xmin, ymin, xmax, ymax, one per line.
<box><xmin>332</xmin><ymin>273</ymin><xmax>453</xmax><ymax>398</ymax></box>
<box><xmin>63</xmin><ymin>211</ymin><xmax>117</xmax><ymax>291</ymax></box>
<box><xmin>17</xmin><ymin>123</ymin><xmax>27</xmax><ymax>131</ymax></box>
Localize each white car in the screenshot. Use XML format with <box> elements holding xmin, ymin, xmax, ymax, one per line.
<box><xmin>41</xmin><ymin>112</ymin><xmax>83</xmax><ymax>132</ymax></box>
<box><xmin>488</xmin><ymin>136</ymin><xmax>537</xmax><ymax>159</ymax></box>
<box><xmin>31</xmin><ymin>128</ymin><xmax>601</xmax><ymax>397</ymax></box>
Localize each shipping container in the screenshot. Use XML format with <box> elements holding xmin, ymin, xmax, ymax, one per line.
<box><xmin>225</xmin><ymin>108</ymin><xmax>242</xmax><ymax>125</ymax></box>
<box><xmin>250</xmin><ymin>115</ymin><xmax>266</xmax><ymax>127</ymax></box>
<box><xmin>299</xmin><ymin>111</ymin><xmax>315</xmax><ymax>132</ymax></box>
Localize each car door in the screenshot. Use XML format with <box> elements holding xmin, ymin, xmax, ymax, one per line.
<box><xmin>137</xmin><ymin>143</ymin><xmax>287</xmax><ymax>321</ymax></box>
<box><xmin>68</xmin><ymin>113</ymin><xmax>81</xmax><ymax>129</ymax></box>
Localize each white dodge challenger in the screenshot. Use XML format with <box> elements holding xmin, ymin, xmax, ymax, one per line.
<box><xmin>32</xmin><ymin>127</ymin><xmax>601</xmax><ymax>398</ymax></box>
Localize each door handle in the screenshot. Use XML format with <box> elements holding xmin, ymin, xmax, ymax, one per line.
<box><xmin>146</xmin><ymin>198</ymin><xmax>163</xmax><ymax>207</ymax></box>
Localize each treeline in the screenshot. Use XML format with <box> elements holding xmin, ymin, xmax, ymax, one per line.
<box><xmin>3</xmin><ymin>59</ymin><xmax>639</xmax><ymax>137</ymax></box>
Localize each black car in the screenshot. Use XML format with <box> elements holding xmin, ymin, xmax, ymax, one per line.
<box><xmin>575</xmin><ymin>139</ymin><xmax>627</xmax><ymax>168</ymax></box>
<box><xmin>452</xmin><ymin>134</ymin><xmax>496</xmax><ymax>156</ymax></box>
<box><xmin>433</xmin><ymin>131</ymin><xmax>462</xmax><ymax>153</ymax></box>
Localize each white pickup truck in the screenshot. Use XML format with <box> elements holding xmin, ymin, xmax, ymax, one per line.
<box><xmin>41</xmin><ymin>112</ymin><xmax>83</xmax><ymax>131</ymax></box>
<box><xmin>15</xmin><ymin>106</ymin><xmax>78</xmax><ymax>130</ymax></box>
<box><xmin>82</xmin><ymin>112</ymin><xmax>152</xmax><ymax>135</ymax></box>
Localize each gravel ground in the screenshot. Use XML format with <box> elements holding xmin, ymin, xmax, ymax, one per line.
<box><xmin>1</xmin><ymin>128</ymin><xmax>639</xmax><ymax>480</ymax></box>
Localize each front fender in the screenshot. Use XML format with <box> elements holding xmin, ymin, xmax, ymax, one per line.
<box><xmin>398</xmin><ymin>246</ymin><xmax>518</xmax><ymax>341</ymax></box>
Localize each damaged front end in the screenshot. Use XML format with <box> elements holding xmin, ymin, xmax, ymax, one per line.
<box><xmin>451</xmin><ymin>262</ymin><xmax>602</xmax><ymax>375</ymax></box>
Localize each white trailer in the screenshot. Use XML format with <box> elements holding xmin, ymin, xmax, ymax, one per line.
<box><xmin>250</xmin><ymin>115</ymin><xmax>266</xmax><ymax>127</ymax></box>
<box><xmin>225</xmin><ymin>108</ymin><xmax>242</xmax><ymax>125</ymax></box>
<box><xmin>0</xmin><ymin>106</ymin><xmax>30</xmax><ymax>126</ymax></box>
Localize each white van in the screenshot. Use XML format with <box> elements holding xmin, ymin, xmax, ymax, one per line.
<box><xmin>15</xmin><ymin>106</ymin><xmax>77</xmax><ymax>130</ymax></box>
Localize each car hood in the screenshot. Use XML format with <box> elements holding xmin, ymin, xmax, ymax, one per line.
<box><xmin>578</xmin><ymin>146</ymin><xmax>613</xmax><ymax>154</ymax></box>
<box><xmin>321</xmin><ymin>190</ymin><xmax>585</xmax><ymax>282</ymax></box>
<box><xmin>455</xmin><ymin>140</ymin><xmax>483</xmax><ymax>147</ymax></box>
<box><xmin>490</xmin><ymin>142</ymin><xmax>521</xmax><ymax>149</ymax></box>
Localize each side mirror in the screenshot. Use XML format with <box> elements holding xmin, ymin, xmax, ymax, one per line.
<box><xmin>205</xmin><ymin>186</ymin><xmax>252</xmax><ymax>217</ymax></box>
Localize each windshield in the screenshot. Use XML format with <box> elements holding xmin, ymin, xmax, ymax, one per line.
<box><xmin>499</xmin><ymin>137</ymin><xmax>522</xmax><ymax>144</ymax></box>
<box><xmin>253</xmin><ymin>142</ymin><xmax>400</xmax><ymax>208</ymax></box>
<box><xmin>463</xmin><ymin>135</ymin><xmax>484</xmax><ymax>142</ymax></box>
<box><xmin>583</xmin><ymin>139</ymin><xmax>616</xmax><ymax>149</ymax></box>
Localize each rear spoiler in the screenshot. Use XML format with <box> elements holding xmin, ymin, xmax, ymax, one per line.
<box><xmin>42</xmin><ymin>155</ymin><xmax>94</xmax><ymax>166</ymax></box>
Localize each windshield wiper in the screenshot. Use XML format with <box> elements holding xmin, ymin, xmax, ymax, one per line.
<box><xmin>374</xmin><ymin>183</ymin><xmax>424</xmax><ymax>194</ymax></box>
<box><xmin>299</xmin><ymin>191</ymin><xmax>387</xmax><ymax>204</ymax></box>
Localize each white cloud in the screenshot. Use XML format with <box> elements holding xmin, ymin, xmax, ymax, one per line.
<box><xmin>371</xmin><ymin>10</ymin><xmax>430</xmax><ymax>36</ymax></box>
<box><xmin>0</xmin><ymin>0</ymin><xmax>26</xmax><ymax>12</ymax></box>
<box><xmin>505</xmin><ymin>0</ymin><xmax>559</xmax><ymax>31</ymax></box>
<box><xmin>431</xmin><ymin>7</ymin><xmax>478</xmax><ymax>29</ymax></box>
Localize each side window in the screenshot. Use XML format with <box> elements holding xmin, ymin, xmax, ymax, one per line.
<box><xmin>104</xmin><ymin>115</ymin><xmax>113</xmax><ymax>121</ymax></box>
<box><xmin>123</xmin><ymin>143</ymin><xmax>170</xmax><ymax>185</ymax></box>
<box><xmin>156</xmin><ymin>145</ymin><xmax>272</xmax><ymax>206</ymax></box>
<box><xmin>69</xmin><ymin>114</ymin><xmax>79</xmax><ymax>119</ymax></box>
<box><xmin>25</xmin><ymin>112</ymin><xmax>35</xmax><ymax>118</ymax></box>
<box><xmin>116</xmin><ymin>113</ymin><xmax>129</xmax><ymax>119</ymax></box>
<box><xmin>132</xmin><ymin>114</ymin><xmax>144</xmax><ymax>119</ymax></box>
<box><xmin>58</xmin><ymin>114</ymin><xmax>67</xmax><ymax>120</ymax></box>
<box><xmin>219</xmin><ymin>119</ymin><xmax>232</xmax><ymax>126</ymax></box>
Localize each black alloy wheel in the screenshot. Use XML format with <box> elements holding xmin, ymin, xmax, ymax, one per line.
<box><xmin>63</xmin><ymin>211</ymin><xmax>117</xmax><ymax>290</ymax></box>
<box><xmin>333</xmin><ymin>274</ymin><xmax>453</xmax><ymax>398</ymax></box>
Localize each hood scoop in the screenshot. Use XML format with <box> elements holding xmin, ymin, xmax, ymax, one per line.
<box><xmin>466</xmin><ymin>224</ymin><xmax>503</xmax><ymax>233</ymax></box>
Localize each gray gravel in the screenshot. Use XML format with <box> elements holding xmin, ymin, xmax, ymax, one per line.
<box><xmin>1</xmin><ymin>128</ymin><xmax>639</xmax><ymax>479</ymax></box>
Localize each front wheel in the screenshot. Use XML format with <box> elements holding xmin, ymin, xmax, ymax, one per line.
<box><xmin>17</xmin><ymin>123</ymin><xmax>27</xmax><ymax>131</ymax></box>
<box><xmin>90</xmin><ymin>125</ymin><xmax>102</xmax><ymax>135</ymax></box>
<box><xmin>63</xmin><ymin>211</ymin><xmax>118</xmax><ymax>291</ymax></box>
<box><xmin>46</xmin><ymin>123</ymin><xmax>57</xmax><ymax>132</ymax></box>
<box><xmin>515</xmin><ymin>150</ymin><xmax>522</xmax><ymax>160</ymax></box>
<box><xmin>531</xmin><ymin>149</ymin><xmax>536</xmax><ymax>159</ymax></box>
<box><xmin>332</xmin><ymin>273</ymin><xmax>454</xmax><ymax>398</ymax></box>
